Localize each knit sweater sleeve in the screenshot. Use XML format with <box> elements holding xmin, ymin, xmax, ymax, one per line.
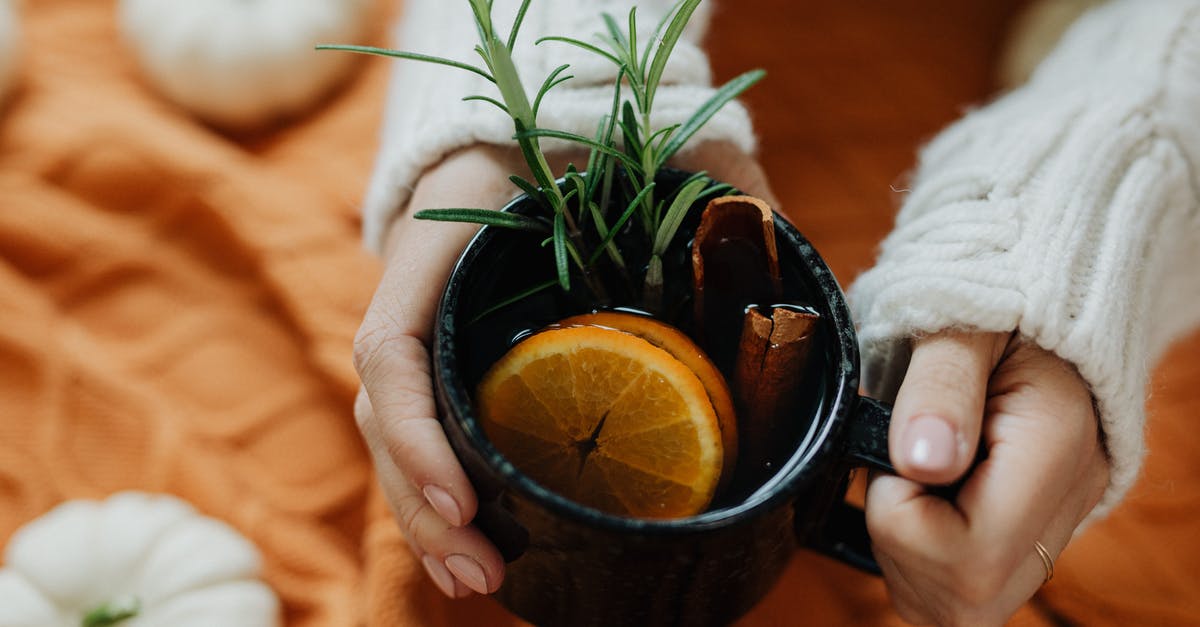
<box><xmin>361</xmin><ymin>0</ymin><xmax>756</xmax><ymax>252</ymax></box>
<box><xmin>848</xmin><ymin>0</ymin><xmax>1200</xmax><ymax>519</ymax></box>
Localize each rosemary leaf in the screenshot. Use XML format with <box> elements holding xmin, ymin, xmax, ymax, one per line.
<box><xmin>414</xmin><ymin>208</ymin><xmax>550</xmax><ymax>233</ymax></box>
<box><xmin>506</xmin><ymin>0</ymin><xmax>533</xmax><ymax>51</ymax></box>
<box><xmin>462</xmin><ymin>94</ymin><xmax>509</xmax><ymax>115</ymax></box>
<box><xmin>641</xmin><ymin>3</ymin><xmax>673</xmax><ymax>77</ymax></box>
<box><xmin>620</xmin><ymin>101</ymin><xmax>642</xmax><ymax>152</ymax></box>
<box><xmin>561</xmin><ymin>187</ymin><xmax>578</xmax><ymax>208</ymax></box>
<box><xmin>588</xmin><ymin>182</ymin><xmax>657</xmax><ymax>264</ymax></box>
<box><xmin>586</xmin><ymin>66</ymin><xmax>625</xmax><ymax>199</ymax></box>
<box><xmin>696</xmin><ymin>182</ymin><xmax>737</xmax><ymax>202</ymax></box>
<box><xmin>565</xmin><ymin>171</ymin><xmax>590</xmax><ymax>229</ymax></box>
<box><xmin>645</xmin><ymin>0</ymin><xmax>703</xmax><ymax>110</ymax></box>
<box><xmin>553</xmin><ymin>212</ymin><xmax>570</xmax><ymax>290</ymax></box>
<box><xmin>673</xmin><ymin>169</ymin><xmax>711</xmax><ymax>193</ymax></box>
<box><xmin>469</xmin><ymin>0</ymin><xmax>493</xmax><ymax>42</ymax></box>
<box><xmin>515</xmin><ymin>128</ymin><xmax>643</xmax><ymax>175</ymax></box>
<box><xmin>598</xmin><ymin>161</ymin><xmax>616</xmax><ymax>226</ymax></box>
<box><xmin>588</xmin><ymin>200</ymin><xmax>626</xmax><ymax>269</ymax></box>
<box><xmin>627</xmin><ymin>7</ymin><xmax>639</xmax><ymax>72</ymax></box>
<box><xmin>468</xmin><ymin>279</ymin><xmax>558</xmax><ymax>325</ymax></box>
<box><xmin>508</xmin><ymin>174</ymin><xmax>543</xmax><ymax>204</ymax></box>
<box><xmin>645</xmin><ymin>123</ymin><xmax>681</xmax><ymax>151</ymax></box>
<box><xmin>656</xmin><ymin>68</ymin><xmax>766</xmax><ymax>169</ymax></box>
<box><xmin>473</xmin><ymin>45</ymin><xmax>496</xmax><ymax>73</ymax></box>
<box><xmin>601</xmin><ymin>13</ymin><xmax>629</xmax><ymax>57</ymax></box>
<box><xmin>315</xmin><ymin>45</ymin><xmax>494</xmax><ymax>83</ymax></box>
<box><xmin>584</xmin><ymin>118</ymin><xmax>607</xmax><ymax>200</ymax></box>
<box><xmin>652</xmin><ymin>176</ymin><xmax>708</xmax><ymax>255</ymax></box>
<box><xmin>533</xmin><ymin>64</ymin><xmax>574</xmax><ymax>119</ymax></box>
<box><xmin>535</xmin><ymin>36</ymin><xmax>623</xmax><ymax>66</ymax></box>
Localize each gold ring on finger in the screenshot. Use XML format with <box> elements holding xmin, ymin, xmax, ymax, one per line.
<box><xmin>1034</xmin><ymin>540</ymin><xmax>1055</xmax><ymax>585</ymax></box>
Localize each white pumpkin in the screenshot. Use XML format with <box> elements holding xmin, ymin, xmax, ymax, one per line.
<box><xmin>0</xmin><ymin>0</ymin><xmax>20</xmax><ymax>106</ymax></box>
<box><xmin>0</xmin><ymin>492</ymin><xmax>280</xmax><ymax>627</ymax></box>
<box><xmin>118</xmin><ymin>0</ymin><xmax>373</xmax><ymax>129</ymax></box>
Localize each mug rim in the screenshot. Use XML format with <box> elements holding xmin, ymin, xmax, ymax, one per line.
<box><xmin>432</xmin><ymin>172</ymin><xmax>863</xmax><ymax>535</ymax></box>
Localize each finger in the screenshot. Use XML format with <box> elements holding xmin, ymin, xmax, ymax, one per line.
<box><xmin>866</xmin><ymin>472</ymin><xmax>974</xmax><ymax>620</ymax></box>
<box><xmin>354</xmin><ymin>311</ymin><xmax>478</xmax><ymax>526</ymax></box>
<box><xmin>937</xmin><ymin>433</ymin><xmax>1104</xmax><ymax>622</ymax></box>
<box><xmin>355</xmin><ymin>215</ymin><xmax>486</xmax><ymax>527</ymax></box>
<box><xmin>866</xmin><ymin>472</ymin><xmax>968</xmax><ymax>566</ymax></box>
<box><xmin>963</xmin><ymin>353</ymin><xmax>1102</xmax><ymax>561</ymax></box>
<box><xmin>873</xmin><ymin>549</ymin><xmax>933</xmax><ymax>626</ymax></box>
<box><xmin>983</xmin><ymin>480</ymin><xmax>1084</xmax><ymax>623</ymax></box>
<box><xmin>869</xmin><ymin>443</ymin><xmax>1066</xmax><ymax>603</ymax></box>
<box><xmin>357</xmin><ymin>389</ymin><xmax>505</xmax><ymax>596</ymax></box>
<box><xmin>870</xmin><ymin>380</ymin><xmax>1098</xmax><ymax>615</ymax></box>
<box><xmin>868</xmin><ymin>471</ymin><xmax>1050</xmax><ymax>625</ymax></box>
<box><xmin>890</xmin><ymin>331</ymin><xmax>1005</xmax><ymax>484</ymax></box>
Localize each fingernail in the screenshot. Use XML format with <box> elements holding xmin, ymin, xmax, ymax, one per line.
<box><xmin>421</xmin><ymin>554</ymin><xmax>459</xmax><ymax>597</ymax></box>
<box><xmin>445</xmin><ymin>554</ymin><xmax>490</xmax><ymax>594</ymax></box>
<box><xmin>423</xmin><ymin>485</ymin><xmax>463</xmax><ymax>526</ymax></box>
<box><xmin>904</xmin><ymin>415</ymin><xmax>958</xmax><ymax>472</ymax></box>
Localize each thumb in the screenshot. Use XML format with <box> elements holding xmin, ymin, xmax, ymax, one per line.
<box><xmin>889</xmin><ymin>331</ymin><xmax>1006</xmax><ymax>485</ymax></box>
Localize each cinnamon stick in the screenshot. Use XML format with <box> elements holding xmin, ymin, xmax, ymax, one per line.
<box><xmin>733</xmin><ymin>305</ymin><xmax>819</xmax><ymax>484</ymax></box>
<box><xmin>690</xmin><ymin>195</ymin><xmax>822</xmax><ymax>489</ymax></box>
<box><xmin>691</xmin><ymin>195</ymin><xmax>782</xmax><ymax>371</ymax></box>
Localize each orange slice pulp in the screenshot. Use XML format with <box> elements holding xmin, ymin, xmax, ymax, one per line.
<box><xmin>476</xmin><ymin>322</ymin><xmax>729</xmax><ymax>519</ymax></box>
<box><xmin>558</xmin><ymin>311</ymin><xmax>738</xmax><ymax>487</ymax></box>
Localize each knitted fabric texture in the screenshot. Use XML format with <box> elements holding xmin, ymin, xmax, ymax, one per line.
<box><xmin>0</xmin><ymin>0</ymin><xmax>20</xmax><ymax>104</ymax></box>
<box><xmin>362</xmin><ymin>0</ymin><xmax>756</xmax><ymax>252</ymax></box>
<box><xmin>849</xmin><ymin>0</ymin><xmax>1200</xmax><ymax>520</ymax></box>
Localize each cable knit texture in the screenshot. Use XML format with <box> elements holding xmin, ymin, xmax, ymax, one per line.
<box><xmin>849</xmin><ymin>0</ymin><xmax>1200</xmax><ymax>520</ymax></box>
<box><xmin>363</xmin><ymin>0</ymin><xmax>756</xmax><ymax>252</ymax></box>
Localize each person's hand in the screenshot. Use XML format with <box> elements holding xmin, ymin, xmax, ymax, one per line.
<box><xmin>866</xmin><ymin>331</ymin><xmax>1111</xmax><ymax>626</ymax></box>
<box><xmin>352</xmin><ymin>140</ymin><xmax>775</xmax><ymax>598</ymax></box>
<box><xmin>353</xmin><ymin>145</ymin><xmax>524</xmax><ymax>598</ymax></box>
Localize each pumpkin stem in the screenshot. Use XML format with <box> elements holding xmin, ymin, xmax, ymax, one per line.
<box><xmin>82</xmin><ymin>595</ymin><xmax>141</xmax><ymax>627</ymax></box>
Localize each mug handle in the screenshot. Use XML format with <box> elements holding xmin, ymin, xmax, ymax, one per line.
<box><xmin>808</xmin><ymin>395</ymin><xmax>894</xmax><ymax>575</ymax></box>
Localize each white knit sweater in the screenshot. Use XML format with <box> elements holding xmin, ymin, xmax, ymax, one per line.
<box><xmin>851</xmin><ymin>0</ymin><xmax>1200</xmax><ymax>518</ymax></box>
<box><xmin>365</xmin><ymin>0</ymin><xmax>1200</xmax><ymax>518</ymax></box>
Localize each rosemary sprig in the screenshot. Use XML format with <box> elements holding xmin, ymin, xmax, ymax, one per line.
<box><xmin>319</xmin><ymin>0</ymin><xmax>762</xmax><ymax>316</ymax></box>
<box><xmin>535</xmin><ymin>0</ymin><xmax>765</xmax><ymax>305</ymax></box>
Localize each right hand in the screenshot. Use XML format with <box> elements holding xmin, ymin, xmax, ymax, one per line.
<box><xmin>866</xmin><ymin>331</ymin><xmax>1109</xmax><ymax>626</ymax></box>
<box><xmin>353</xmin><ymin>141</ymin><xmax>775</xmax><ymax>598</ymax></box>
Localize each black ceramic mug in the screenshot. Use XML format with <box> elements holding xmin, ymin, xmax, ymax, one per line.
<box><xmin>432</xmin><ymin>170</ymin><xmax>896</xmax><ymax>627</ymax></box>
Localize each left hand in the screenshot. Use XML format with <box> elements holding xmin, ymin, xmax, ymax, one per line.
<box><xmin>353</xmin><ymin>140</ymin><xmax>775</xmax><ymax>598</ymax></box>
<box><xmin>866</xmin><ymin>330</ymin><xmax>1110</xmax><ymax>626</ymax></box>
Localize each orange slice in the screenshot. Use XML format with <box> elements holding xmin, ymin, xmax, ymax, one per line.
<box><xmin>559</xmin><ymin>311</ymin><xmax>738</xmax><ymax>486</ymax></box>
<box><xmin>476</xmin><ymin>325</ymin><xmax>724</xmax><ymax>519</ymax></box>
